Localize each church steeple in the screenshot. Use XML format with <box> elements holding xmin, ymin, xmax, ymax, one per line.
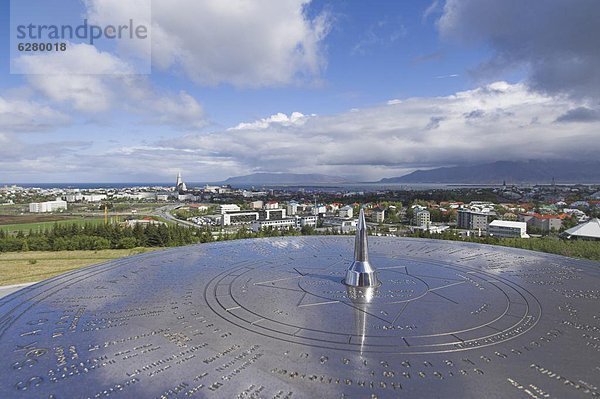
<box><xmin>176</xmin><ymin>172</ymin><xmax>187</xmax><ymax>193</ymax></box>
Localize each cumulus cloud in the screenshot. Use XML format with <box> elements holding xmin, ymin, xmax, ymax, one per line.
<box><xmin>84</xmin><ymin>0</ymin><xmax>152</xmax><ymax>62</ymax></box>
<box><xmin>146</xmin><ymin>92</ymin><xmax>206</xmax><ymax>129</ymax></box>
<box><xmin>79</xmin><ymin>82</ymin><xmax>600</xmax><ymax>181</ymax></box>
<box><xmin>229</xmin><ymin>112</ymin><xmax>309</xmax><ymax>130</ymax></box>
<box><xmin>86</xmin><ymin>0</ymin><xmax>330</xmax><ymax>87</ymax></box>
<box><xmin>122</xmin><ymin>79</ymin><xmax>206</xmax><ymax>129</ymax></box>
<box><xmin>14</xmin><ymin>43</ymin><xmax>135</xmax><ymax>75</ymax></box>
<box><xmin>15</xmin><ymin>44</ymin><xmax>205</xmax><ymax>129</ymax></box>
<box><xmin>14</xmin><ymin>44</ymin><xmax>133</xmax><ymax>112</ymax></box>
<box><xmin>0</xmin><ymin>97</ymin><xmax>69</xmax><ymax>132</ymax></box>
<box><xmin>437</xmin><ymin>0</ymin><xmax>600</xmax><ymax>99</ymax></box>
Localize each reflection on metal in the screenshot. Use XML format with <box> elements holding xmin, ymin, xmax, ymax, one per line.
<box><xmin>344</xmin><ymin>208</ymin><xmax>380</xmax><ymax>287</ymax></box>
<box><xmin>0</xmin><ymin>236</ymin><xmax>599</xmax><ymax>398</ymax></box>
<box><xmin>346</xmin><ymin>285</ymin><xmax>377</xmax><ymax>353</ymax></box>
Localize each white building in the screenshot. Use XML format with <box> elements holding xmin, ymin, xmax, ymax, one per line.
<box><xmin>414</xmin><ymin>210</ymin><xmax>431</xmax><ymax>227</ymax></box>
<box><xmin>219</xmin><ymin>204</ymin><xmax>241</xmax><ymax>214</ymax></box>
<box><xmin>298</xmin><ymin>215</ymin><xmax>318</xmax><ymax>228</ymax></box>
<box><xmin>265</xmin><ymin>201</ymin><xmax>279</xmax><ymax>210</ymax></box>
<box><xmin>287</xmin><ymin>201</ymin><xmax>299</xmax><ymax>216</ymax></box>
<box><xmin>312</xmin><ymin>205</ymin><xmax>327</xmax><ymax>215</ymax></box>
<box><xmin>328</xmin><ymin>203</ymin><xmax>342</xmax><ymax>212</ymax></box>
<box><xmin>204</xmin><ymin>185</ymin><xmax>221</xmax><ymax>193</ymax></box>
<box><xmin>82</xmin><ymin>194</ymin><xmax>107</xmax><ymax>202</ymax></box>
<box><xmin>251</xmin><ymin>215</ymin><xmax>317</xmax><ymax>232</ymax></box>
<box><xmin>242</xmin><ymin>190</ymin><xmax>267</xmax><ymax>198</ymax></box>
<box><xmin>323</xmin><ymin>217</ymin><xmax>357</xmax><ymax>233</ymax></box>
<box><xmin>251</xmin><ymin>218</ymin><xmax>296</xmax><ymax>232</ymax></box>
<box><xmin>190</xmin><ymin>204</ymin><xmax>209</xmax><ymax>212</ymax></box>
<box><xmin>221</xmin><ymin>211</ymin><xmax>260</xmax><ymax>226</ymax></box>
<box><xmin>411</xmin><ymin>225</ymin><xmax>449</xmax><ymax>234</ymax></box>
<box><xmin>260</xmin><ymin>208</ymin><xmax>287</xmax><ymax>220</ymax></box>
<box><xmin>339</xmin><ymin>205</ymin><xmax>353</xmax><ymax>218</ymax></box>
<box><xmin>65</xmin><ymin>193</ymin><xmax>83</xmax><ymax>202</ymax></box>
<box><xmin>561</xmin><ymin>218</ymin><xmax>600</xmax><ymax>241</ymax></box>
<box><xmin>178</xmin><ymin>194</ymin><xmax>199</xmax><ymax>202</ymax></box>
<box><xmin>250</xmin><ymin>201</ymin><xmax>264</xmax><ymax>209</ymax></box>
<box><xmin>372</xmin><ymin>207</ymin><xmax>385</xmax><ymax>223</ymax></box>
<box><xmin>29</xmin><ymin>199</ymin><xmax>67</xmax><ymax>213</ymax></box>
<box><xmin>488</xmin><ymin>220</ymin><xmax>529</xmax><ymax>238</ymax></box>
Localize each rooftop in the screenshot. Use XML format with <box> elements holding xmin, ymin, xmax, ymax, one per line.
<box><xmin>563</xmin><ymin>218</ymin><xmax>600</xmax><ymax>239</ymax></box>
<box><xmin>489</xmin><ymin>220</ymin><xmax>527</xmax><ymax>229</ymax></box>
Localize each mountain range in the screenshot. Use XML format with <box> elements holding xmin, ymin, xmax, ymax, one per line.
<box><xmin>220</xmin><ymin>161</ymin><xmax>599</xmax><ymax>185</ymax></box>
<box><xmin>377</xmin><ymin>160</ymin><xmax>600</xmax><ymax>184</ymax></box>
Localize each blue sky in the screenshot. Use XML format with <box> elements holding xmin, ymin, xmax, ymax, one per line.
<box><xmin>1</xmin><ymin>0</ymin><xmax>599</xmax><ymax>183</ymax></box>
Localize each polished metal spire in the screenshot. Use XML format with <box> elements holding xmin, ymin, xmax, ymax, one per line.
<box><xmin>344</xmin><ymin>208</ymin><xmax>379</xmax><ymax>287</ymax></box>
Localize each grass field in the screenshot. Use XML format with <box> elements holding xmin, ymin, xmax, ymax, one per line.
<box><xmin>0</xmin><ymin>248</ymin><xmax>159</xmax><ymax>286</ymax></box>
<box><xmin>0</xmin><ymin>214</ymin><xmax>76</xmax><ymax>224</ymax></box>
<box><xmin>0</xmin><ymin>218</ymin><xmax>105</xmax><ymax>234</ymax></box>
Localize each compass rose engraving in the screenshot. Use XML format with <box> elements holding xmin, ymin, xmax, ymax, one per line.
<box><xmin>205</xmin><ymin>232</ymin><xmax>541</xmax><ymax>354</ymax></box>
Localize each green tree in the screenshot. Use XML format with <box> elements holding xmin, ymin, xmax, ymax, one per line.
<box><xmin>117</xmin><ymin>237</ymin><xmax>138</xmax><ymax>249</ymax></box>
<box><xmin>301</xmin><ymin>225</ymin><xmax>315</xmax><ymax>235</ymax></box>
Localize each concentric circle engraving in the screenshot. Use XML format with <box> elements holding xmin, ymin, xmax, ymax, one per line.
<box><xmin>205</xmin><ymin>252</ymin><xmax>541</xmax><ymax>354</ymax></box>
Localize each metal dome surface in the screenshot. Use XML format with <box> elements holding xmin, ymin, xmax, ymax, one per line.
<box><xmin>1</xmin><ymin>236</ymin><xmax>599</xmax><ymax>398</ymax></box>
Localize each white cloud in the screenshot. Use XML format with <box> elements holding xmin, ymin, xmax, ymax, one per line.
<box><xmin>83</xmin><ymin>82</ymin><xmax>599</xmax><ymax>181</ymax></box>
<box><xmin>5</xmin><ymin>82</ymin><xmax>596</xmax><ymax>182</ymax></box>
<box><xmin>437</xmin><ymin>0</ymin><xmax>600</xmax><ymax>99</ymax></box>
<box><xmin>15</xmin><ymin>44</ymin><xmax>205</xmax><ymax>129</ymax></box>
<box><xmin>146</xmin><ymin>91</ymin><xmax>206</xmax><ymax>129</ymax></box>
<box><xmin>15</xmin><ymin>44</ymin><xmax>133</xmax><ymax>112</ymax></box>
<box><xmin>14</xmin><ymin>43</ymin><xmax>134</xmax><ymax>75</ymax></box>
<box><xmin>84</xmin><ymin>0</ymin><xmax>152</xmax><ymax>62</ymax></box>
<box><xmin>122</xmin><ymin>79</ymin><xmax>206</xmax><ymax>129</ymax></box>
<box><xmin>422</xmin><ymin>0</ymin><xmax>441</xmax><ymax>23</ymax></box>
<box><xmin>85</xmin><ymin>0</ymin><xmax>331</xmax><ymax>87</ymax></box>
<box><xmin>230</xmin><ymin>112</ymin><xmax>309</xmax><ymax>130</ymax></box>
<box><xmin>435</xmin><ymin>74</ymin><xmax>459</xmax><ymax>79</ymax></box>
<box><xmin>0</xmin><ymin>96</ymin><xmax>69</xmax><ymax>132</ymax></box>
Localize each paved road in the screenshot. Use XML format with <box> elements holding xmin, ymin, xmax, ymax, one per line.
<box><xmin>154</xmin><ymin>204</ymin><xmax>202</xmax><ymax>228</ymax></box>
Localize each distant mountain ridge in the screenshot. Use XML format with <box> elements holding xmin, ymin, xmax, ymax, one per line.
<box><xmin>379</xmin><ymin>160</ymin><xmax>600</xmax><ymax>184</ymax></box>
<box><xmin>223</xmin><ymin>173</ymin><xmax>350</xmax><ymax>185</ymax></box>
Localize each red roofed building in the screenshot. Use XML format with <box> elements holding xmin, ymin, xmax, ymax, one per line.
<box><xmin>519</xmin><ymin>213</ymin><xmax>566</xmax><ymax>233</ymax></box>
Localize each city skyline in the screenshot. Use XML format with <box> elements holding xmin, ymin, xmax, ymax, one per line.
<box><xmin>1</xmin><ymin>0</ymin><xmax>599</xmax><ymax>183</ymax></box>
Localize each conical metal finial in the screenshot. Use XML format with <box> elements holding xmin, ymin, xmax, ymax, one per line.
<box><xmin>344</xmin><ymin>208</ymin><xmax>379</xmax><ymax>287</ymax></box>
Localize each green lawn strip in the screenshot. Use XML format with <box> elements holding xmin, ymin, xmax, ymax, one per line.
<box><xmin>0</xmin><ymin>218</ymin><xmax>105</xmax><ymax>233</ymax></box>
